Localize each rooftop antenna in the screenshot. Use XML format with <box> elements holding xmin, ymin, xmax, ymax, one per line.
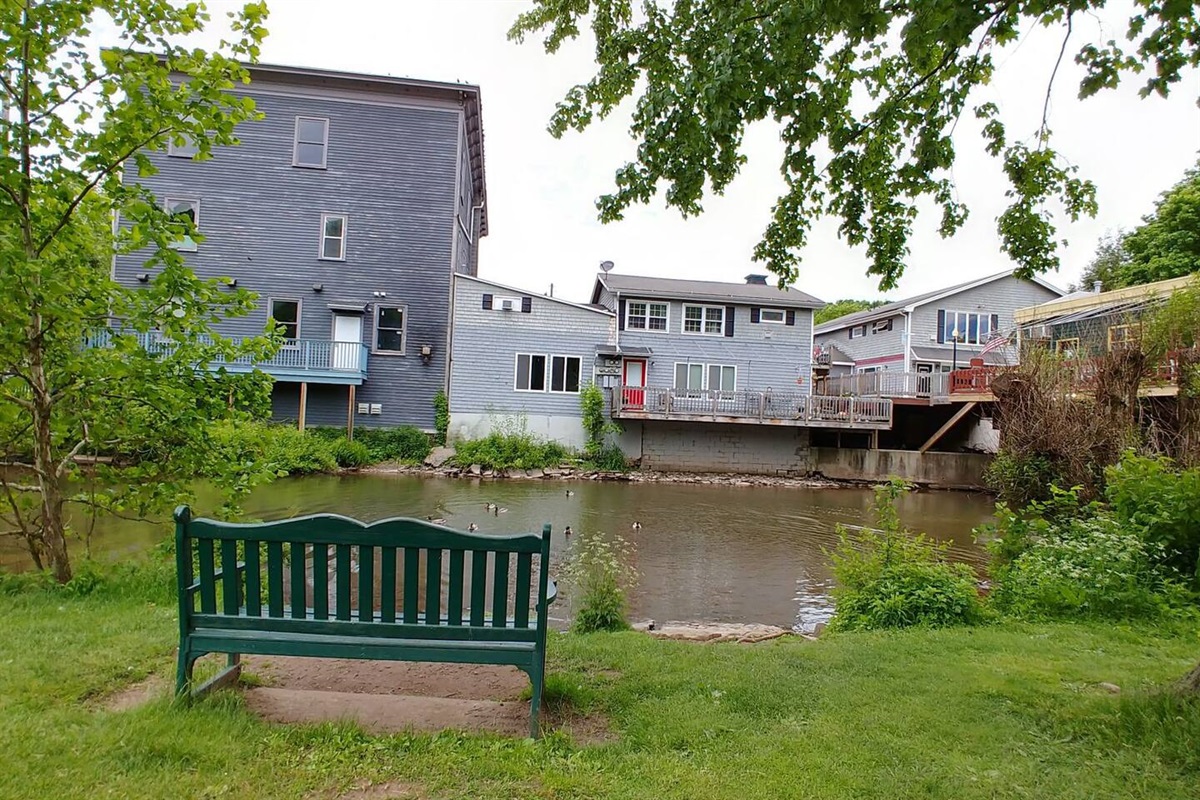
<box><xmin>599</xmin><ymin>260</ymin><xmax>615</xmax><ymax>273</ymax></box>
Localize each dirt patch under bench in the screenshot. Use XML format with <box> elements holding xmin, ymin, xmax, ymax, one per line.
<box><xmin>242</xmin><ymin>656</ymin><xmax>613</xmax><ymax>743</ymax></box>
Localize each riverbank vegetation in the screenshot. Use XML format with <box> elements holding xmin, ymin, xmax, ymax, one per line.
<box><xmin>2</xmin><ymin>558</ymin><xmax>1199</xmax><ymax>799</ymax></box>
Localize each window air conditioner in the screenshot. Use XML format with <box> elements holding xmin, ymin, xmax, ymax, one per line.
<box><xmin>498</xmin><ymin>297</ymin><xmax>517</xmax><ymax>311</ymax></box>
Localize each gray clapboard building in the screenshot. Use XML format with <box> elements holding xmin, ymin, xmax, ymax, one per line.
<box><xmin>114</xmin><ymin>62</ymin><xmax>487</xmax><ymax>431</ymax></box>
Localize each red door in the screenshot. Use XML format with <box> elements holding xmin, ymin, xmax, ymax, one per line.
<box><xmin>622</xmin><ymin>359</ymin><xmax>646</xmax><ymax>408</ymax></box>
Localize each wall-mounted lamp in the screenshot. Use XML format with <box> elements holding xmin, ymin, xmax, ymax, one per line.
<box><xmin>419</xmin><ymin>344</ymin><xmax>433</xmax><ymax>365</ymax></box>
<box><xmin>312</xmin><ymin>283</ymin><xmax>324</xmax><ymax>293</ymax></box>
<box><xmin>136</xmin><ymin>273</ymin><xmax>150</xmax><ymax>283</ymax></box>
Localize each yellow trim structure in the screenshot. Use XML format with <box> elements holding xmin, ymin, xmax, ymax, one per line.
<box><xmin>1014</xmin><ymin>275</ymin><xmax>1197</xmax><ymax>325</ymax></box>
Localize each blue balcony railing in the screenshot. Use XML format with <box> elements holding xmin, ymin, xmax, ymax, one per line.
<box><xmin>126</xmin><ymin>332</ymin><xmax>368</xmax><ymax>385</ymax></box>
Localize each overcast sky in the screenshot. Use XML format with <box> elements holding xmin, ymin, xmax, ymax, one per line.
<box><xmin>192</xmin><ymin>1</ymin><xmax>1199</xmax><ymax>304</ymax></box>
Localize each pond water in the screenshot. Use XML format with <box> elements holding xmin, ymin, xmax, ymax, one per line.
<box><xmin>0</xmin><ymin>475</ymin><xmax>996</xmax><ymax>630</ymax></box>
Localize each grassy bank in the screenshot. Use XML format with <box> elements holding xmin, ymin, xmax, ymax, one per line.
<box><xmin>2</xmin><ymin>565</ymin><xmax>1199</xmax><ymax>799</ymax></box>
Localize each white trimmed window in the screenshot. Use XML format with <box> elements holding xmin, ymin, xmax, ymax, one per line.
<box><xmin>516</xmin><ymin>354</ymin><xmax>582</xmax><ymax>393</ymax></box>
<box><xmin>941</xmin><ymin>310</ymin><xmax>994</xmax><ymax>345</ymax></box>
<box><xmin>872</xmin><ymin>318</ymin><xmax>893</xmax><ymax>334</ymax></box>
<box><xmin>759</xmin><ymin>308</ymin><xmax>785</xmax><ymax>324</ymax></box>
<box><xmin>164</xmin><ymin>197</ymin><xmax>199</xmax><ymax>251</ymax></box>
<box><xmin>167</xmin><ymin>132</ymin><xmax>198</xmax><ymax>158</ymax></box>
<box><xmin>683</xmin><ymin>304</ymin><xmax>724</xmax><ymax>335</ymax></box>
<box><xmin>268</xmin><ymin>298</ymin><xmax>300</xmax><ymax>341</ymax></box>
<box><xmin>626</xmin><ymin>301</ymin><xmax>668</xmax><ymax>331</ymax></box>
<box><xmin>293</xmin><ymin>116</ymin><xmax>329</xmax><ymax>168</ymax></box>
<box><xmin>673</xmin><ymin>362</ymin><xmax>736</xmax><ymax>391</ymax></box>
<box><xmin>320</xmin><ymin>213</ymin><xmax>347</xmax><ymax>260</ymax></box>
<box><xmin>374</xmin><ymin>305</ymin><xmax>406</xmax><ymax>354</ymax></box>
<box><xmin>848</xmin><ymin>324</ymin><xmax>867</xmax><ymax>339</ymax></box>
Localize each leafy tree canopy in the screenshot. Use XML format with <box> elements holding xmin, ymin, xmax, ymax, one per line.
<box><xmin>1080</xmin><ymin>163</ymin><xmax>1200</xmax><ymax>290</ymax></box>
<box><xmin>511</xmin><ymin>1</ymin><xmax>1200</xmax><ymax>290</ymax></box>
<box><xmin>0</xmin><ymin>1</ymin><xmax>272</xmax><ymax>582</ymax></box>
<box><xmin>816</xmin><ymin>299</ymin><xmax>889</xmax><ymax>325</ymax></box>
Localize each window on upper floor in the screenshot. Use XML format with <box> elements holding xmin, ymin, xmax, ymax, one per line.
<box><xmin>939</xmin><ymin>310</ymin><xmax>994</xmax><ymax>345</ymax></box>
<box><xmin>758</xmin><ymin>308</ymin><xmax>786</xmax><ymax>324</ymax></box>
<box><xmin>167</xmin><ymin>132</ymin><xmax>198</xmax><ymax>158</ymax></box>
<box><xmin>374</xmin><ymin>305</ymin><xmax>406</xmax><ymax>354</ymax></box>
<box><xmin>320</xmin><ymin>213</ymin><xmax>347</xmax><ymax>260</ymax></box>
<box><xmin>1108</xmin><ymin>324</ymin><xmax>1139</xmax><ymax>351</ymax></box>
<box><xmin>1055</xmin><ymin>337</ymin><xmax>1080</xmax><ymax>358</ymax></box>
<box><xmin>293</xmin><ymin>116</ymin><xmax>329</xmax><ymax>168</ymax></box>
<box><xmin>848</xmin><ymin>324</ymin><xmax>867</xmax><ymax>339</ymax></box>
<box><xmin>683</xmin><ymin>304</ymin><xmax>724</xmax><ymax>335</ymax></box>
<box><xmin>872</xmin><ymin>318</ymin><xmax>893</xmax><ymax>334</ymax></box>
<box><xmin>626</xmin><ymin>301</ymin><xmax>668</xmax><ymax>331</ymax></box>
<box><xmin>268</xmin><ymin>298</ymin><xmax>300</xmax><ymax>342</ymax></box>
<box><xmin>164</xmin><ymin>197</ymin><xmax>199</xmax><ymax>251</ymax></box>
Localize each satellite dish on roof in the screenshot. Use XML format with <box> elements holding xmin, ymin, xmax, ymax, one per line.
<box><xmin>599</xmin><ymin>260</ymin><xmax>615</xmax><ymax>272</ymax></box>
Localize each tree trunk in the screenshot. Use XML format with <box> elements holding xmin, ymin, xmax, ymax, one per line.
<box><xmin>29</xmin><ymin>322</ymin><xmax>72</xmax><ymax>584</ymax></box>
<box><xmin>1180</xmin><ymin>660</ymin><xmax>1200</xmax><ymax>695</ymax></box>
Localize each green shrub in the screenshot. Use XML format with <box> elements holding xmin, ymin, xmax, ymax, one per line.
<box><xmin>434</xmin><ymin>389</ymin><xmax>449</xmax><ymax>446</ymax></box>
<box><xmin>331</xmin><ymin>438</ymin><xmax>371</xmax><ymax>469</ymax></box>
<box><xmin>988</xmin><ymin>514</ymin><xmax>1177</xmax><ymax>620</ymax></box>
<box><xmin>984</xmin><ymin>451</ymin><xmax>1067</xmax><ymax>507</ymax></box>
<box><xmin>355</xmin><ymin>426</ymin><xmax>431</xmax><ymax>463</ymax></box>
<box><xmin>209</xmin><ymin>421</ymin><xmax>337</xmax><ymax>476</ymax></box>
<box><xmin>452</xmin><ymin>430</ymin><xmax>571</xmax><ymax>471</ymax></box>
<box><xmin>584</xmin><ymin>443</ymin><xmax>628</xmax><ymax>472</ymax></box>
<box><xmin>563</xmin><ymin>534</ymin><xmax>638</xmax><ymax>633</ymax></box>
<box><xmin>579</xmin><ymin>383</ymin><xmax>617</xmax><ymax>457</ymax></box>
<box><xmin>828</xmin><ymin>479</ymin><xmax>985</xmax><ymax>631</ymax></box>
<box><xmin>1105</xmin><ymin>453</ymin><xmax>1200</xmax><ymax>584</ymax></box>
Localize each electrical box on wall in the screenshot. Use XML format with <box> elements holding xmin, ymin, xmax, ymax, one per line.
<box><xmin>357</xmin><ymin>403</ymin><xmax>369</xmax><ymax>415</ymax></box>
<box><xmin>369</xmin><ymin>404</ymin><xmax>382</xmax><ymax>415</ymax></box>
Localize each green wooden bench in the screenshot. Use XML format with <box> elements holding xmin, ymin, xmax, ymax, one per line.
<box><xmin>174</xmin><ymin>506</ymin><xmax>556</xmax><ymax>737</ymax></box>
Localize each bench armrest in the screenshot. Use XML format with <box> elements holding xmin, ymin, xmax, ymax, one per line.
<box><xmin>184</xmin><ymin>561</ymin><xmax>246</xmax><ymax>596</ymax></box>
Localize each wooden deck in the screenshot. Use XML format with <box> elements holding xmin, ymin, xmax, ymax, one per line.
<box><xmin>610</xmin><ymin>386</ymin><xmax>893</xmax><ymax>430</ymax></box>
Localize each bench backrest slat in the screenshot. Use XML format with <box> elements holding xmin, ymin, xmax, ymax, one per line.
<box><xmin>358</xmin><ymin>545</ymin><xmax>375</xmax><ymax>622</ymax></box>
<box><xmin>469</xmin><ymin>551</ymin><xmax>488</xmax><ymax>627</ymax></box>
<box><xmin>245</xmin><ymin>543</ymin><xmax>262</xmax><ymax>617</ymax></box>
<box><xmin>291</xmin><ymin>542</ymin><xmax>307</xmax><ymax>620</ymax></box>
<box><xmin>425</xmin><ymin>548</ymin><xmax>442</xmax><ymax>623</ymax></box>
<box><xmin>267</xmin><ymin>542</ymin><xmax>285</xmax><ymax>617</ymax></box>
<box><xmin>447</xmin><ymin>549</ymin><xmax>465</xmax><ymax>626</ymax></box>
<box><xmin>175</xmin><ymin>507</ymin><xmax>552</xmax><ymax>633</ymax></box>
<box><xmin>379</xmin><ymin>545</ymin><xmax>397</xmax><ymax>623</ymax></box>
<box><xmin>311</xmin><ymin>543</ymin><xmax>328</xmax><ymax>619</ymax></box>
<box><xmin>491</xmin><ymin>552</ymin><xmax>510</xmax><ymax>627</ymax></box>
<box><xmin>514</xmin><ymin>552</ymin><xmax>533</xmax><ymax>629</ymax></box>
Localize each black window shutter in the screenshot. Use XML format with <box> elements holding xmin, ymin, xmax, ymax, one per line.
<box><xmin>618</xmin><ymin>298</ymin><xmax>626</xmax><ymax>331</ymax></box>
<box><xmin>936</xmin><ymin>309</ymin><xmax>946</xmax><ymax>343</ymax></box>
<box><xmin>750</xmin><ymin>307</ymin><xmax>761</xmax><ymax>324</ymax></box>
<box><xmin>724</xmin><ymin>306</ymin><xmax>735</xmax><ymax>337</ymax></box>
<box><xmin>521</xmin><ymin>296</ymin><xmax>532</xmax><ymax>313</ymax></box>
<box><xmin>785</xmin><ymin>309</ymin><xmax>796</xmax><ymax>326</ymax></box>
<box><xmin>482</xmin><ymin>293</ymin><xmax>493</xmax><ymax>310</ymax></box>
<box><xmin>990</xmin><ymin>313</ymin><xmax>1000</xmax><ymax>334</ymax></box>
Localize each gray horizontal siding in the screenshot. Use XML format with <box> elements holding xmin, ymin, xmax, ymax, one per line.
<box><xmin>815</xmin><ymin>312</ymin><xmax>906</xmax><ymax>368</ymax></box>
<box><xmin>616</xmin><ymin>299</ymin><xmax>815</xmax><ymax>394</ymax></box>
<box><xmin>910</xmin><ymin>276</ymin><xmax>1062</xmax><ymax>357</ymax></box>
<box><xmin>450</xmin><ymin>277</ymin><xmax>615</xmax><ymax>417</ymax></box>
<box><xmin>114</xmin><ymin>84</ymin><xmax>464</xmax><ymax>430</ymax></box>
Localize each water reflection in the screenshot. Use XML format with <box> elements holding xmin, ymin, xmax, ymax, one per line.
<box><xmin>0</xmin><ymin>475</ymin><xmax>995</xmax><ymax>629</ymax></box>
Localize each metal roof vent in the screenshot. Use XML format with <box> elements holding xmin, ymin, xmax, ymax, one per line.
<box><xmin>744</xmin><ymin>274</ymin><xmax>768</xmax><ymax>285</ymax></box>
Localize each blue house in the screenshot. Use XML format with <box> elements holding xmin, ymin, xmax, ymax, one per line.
<box><xmin>114</xmin><ymin>62</ymin><xmax>487</xmax><ymax>432</ymax></box>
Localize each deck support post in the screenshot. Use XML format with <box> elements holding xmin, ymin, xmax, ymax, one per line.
<box><xmin>919</xmin><ymin>401</ymin><xmax>976</xmax><ymax>454</ymax></box>
<box><xmin>297</xmin><ymin>382</ymin><xmax>308</xmax><ymax>431</ymax></box>
<box><xmin>347</xmin><ymin>385</ymin><xmax>356</xmax><ymax>441</ymax></box>
<box><xmin>871</xmin><ymin>429</ymin><xmax>879</xmax><ymax>449</ymax></box>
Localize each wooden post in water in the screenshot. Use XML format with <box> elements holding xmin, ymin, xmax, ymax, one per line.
<box><xmin>347</xmin><ymin>384</ymin><xmax>356</xmax><ymax>441</ymax></box>
<box><xmin>297</xmin><ymin>382</ymin><xmax>308</xmax><ymax>431</ymax></box>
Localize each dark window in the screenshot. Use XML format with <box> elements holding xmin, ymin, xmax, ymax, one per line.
<box><xmin>515</xmin><ymin>354</ymin><xmax>548</xmax><ymax>391</ymax></box>
<box><xmin>269</xmin><ymin>299</ymin><xmax>300</xmax><ymax>341</ymax></box>
<box><xmin>375</xmin><ymin>306</ymin><xmax>405</xmax><ymax>353</ymax></box>
<box><xmin>293</xmin><ymin>116</ymin><xmax>329</xmax><ymax>168</ymax></box>
<box><xmin>550</xmin><ymin>356</ymin><xmax>582</xmax><ymax>392</ymax></box>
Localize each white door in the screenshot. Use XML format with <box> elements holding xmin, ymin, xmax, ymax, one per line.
<box><xmin>332</xmin><ymin>314</ymin><xmax>362</xmax><ymax>370</ymax></box>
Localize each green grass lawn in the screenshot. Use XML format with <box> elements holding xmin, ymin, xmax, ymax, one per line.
<box><xmin>2</xmin><ymin>577</ymin><xmax>1199</xmax><ymax>799</ymax></box>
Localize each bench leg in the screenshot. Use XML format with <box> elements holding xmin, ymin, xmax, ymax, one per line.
<box><xmin>529</xmin><ymin>655</ymin><xmax>545</xmax><ymax>739</ymax></box>
<box><xmin>175</xmin><ymin>646</ymin><xmax>197</xmax><ymax>700</ymax></box>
